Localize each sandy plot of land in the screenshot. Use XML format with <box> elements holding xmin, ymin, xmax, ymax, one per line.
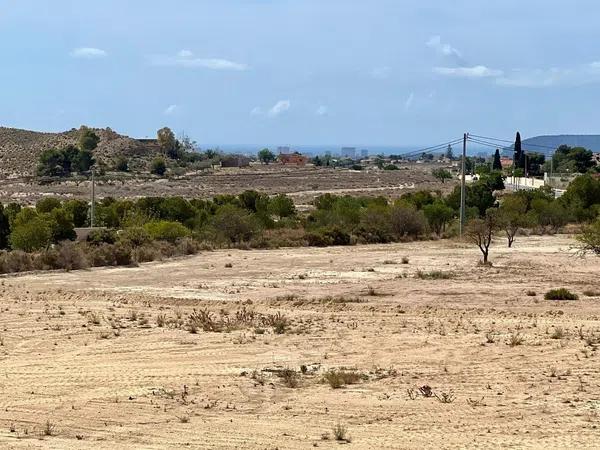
<box><xmin>0</xmin><ymin>235</ymin><xmax>599</xmax><ymax>449</ymax></box>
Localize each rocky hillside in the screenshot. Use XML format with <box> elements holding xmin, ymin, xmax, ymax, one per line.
<box><xmin>0</xmin><ymin>127</ymin><xmax>159</xmax><ymax>176</ymax></box>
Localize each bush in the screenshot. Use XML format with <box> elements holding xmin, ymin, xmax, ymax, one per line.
<box><xmin>144</xmin><ymin>221</ymin><xmax>190</xmax><ymax>243</ymax></box>
<box><xmin>87</xmin><ymin>228</ymin><xmax>118</xmax><ymax>245</ymax></box>
<box><xmin>55</xmin><ymin>241</ymin><xmax>89</xmax><ymax>271</ymax></box>
<box><xmin>544</xmin><ymin>288</ymin><xmax>578</xmax><ymax>301</ymax></box>
<box><xmin>306</xmin><ymin>227</ymin><xmax>351</xmax><ymax>247</ymax></box>
<box><xmin>390</xmin><ymin>205</ymin><xmax>426</xmax><ymax>238</ymax></box>
<box><xmin>119</xmin><ymin>226</ymin><xmax>152</xmax><ymax>247</ymax></box>
<box><xmin>36</xmin><ymin>198</ymin><xmax>62</xmax><ymax>214</ymax></box>
<box><xmin>150</xmin><ymin>157</ymin><xmax>167</xmax><ymax>176</ymax></box>
<box><xmin>9</xmin><ymin>210</ymin><xmax>52</xmax><ymax>252</ymax></box>
<box><xmin>210</xmin><ymin>205</ymin><xmax>260</xmax><ymax>244</ymax></box>
<box><xmin>0</xmin><ymin>250</ymin><xmax>33</xmax><ymax>273</ymax></box>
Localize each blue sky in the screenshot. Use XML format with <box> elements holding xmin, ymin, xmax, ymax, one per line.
<box><xmin>2</xmin><ymin>0</ymin><xmax>600</xmax><ymax>147</ymax></box>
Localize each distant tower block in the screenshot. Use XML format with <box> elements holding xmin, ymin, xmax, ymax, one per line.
<box><xmin>341</xmin><ymin>147</ymin><xmax>356</xmax><ymax>158</ymax></box>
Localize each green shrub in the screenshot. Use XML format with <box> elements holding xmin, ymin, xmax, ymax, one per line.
<box><xmin>150</xmin><ymin>157</ymin><xmax>167</xmax><ymax>176</ymax></box>
<box><xmin>306</xmin><ymin>227</ymin><xmax>351</xmax><ymax>247</ymax></box>
<box><xmin>119</xmin><ymin>226</ymin><xmax>152</xmax><ymax>247</ymax></box>
<box><xmin>544</xmin><ymin>288</ymin><xmax>578</xmax><ymax>300</ymax></box>
<box><xmin>144</xmin><ymin>221</ymin><xmax>190</xmax><ymax>243</ymax></box>
<box><xmin>87</xmin><ymin>228</ymin><xmax>118</xmax><ymax>245</ymax></box>
<box><xmin>9</xmin><ymin>210</ymin><xmax>52</xmax><ymax>252</ymax></box>
<box><xmin>36</xmin><ymin>198</ymin><xmax>62</xmax><ymax>214</ymax></box>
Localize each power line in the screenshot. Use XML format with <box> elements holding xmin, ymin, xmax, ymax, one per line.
<box><xmin>399</xmin><ymin>138</ymin><xmax>464</xmax><ymax>158</ymax></box>
<box><xmin>467</xmin><ymin>136</ymin><xmax>552</xmax><ymax>154</ymax></box>
<box><xmin>469</xmin><ymin>133</ymin><xmax>556</xmax><ymax>150</ymax></box>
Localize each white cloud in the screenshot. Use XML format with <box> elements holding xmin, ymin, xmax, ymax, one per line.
<box><xmin>316</xmin><ymin>105</ymin><xmax>328</xmax><ymax>116</ymax></box>
<box><xmin>164</xmin><ymin>104</ymin><xmax>178</xmax><ymax>115</ymax></box>
<box><xmin>404</xmin><ymin>93</ymin><xmax>414</xmax><ymax>110</ymax></box>
<box><xmin>268</xmin><ymin>100</ymin><xmax>291</xmax><ymax>117</ymax></box>
<box><xmin>150</xmin><ymin>50</ymin><xmax>248</xmax><ymax>71</ymax></box>
<box><xmin>71</xmin><ymin>47</ymin><xmax>107</xmax><ymax>59</ymax></box>
<box><xmin>434</xmin><ymin>65</ymin><xmax>503</xmax><ymax>78</ymax></box>
<box><xmin>426</xmin><ymin>36</ymin><xmax>463</xmax><ymax>64</ymax></box>
<box><xmin>250</xmin><ymin>106</ymin><xmax>263</xmax><ymax>116</ymax></box>
<box><xmin>370</xmin><ymin>66</ymin><xmax>391</xmax><ymax>80</ymax></box>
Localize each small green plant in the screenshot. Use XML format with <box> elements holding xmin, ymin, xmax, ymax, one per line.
<box><xmin>551</xmin><ymin>327</ymin><xmax>565</xmax><ymax>340</ymax></box>
<box><xmin>544</xmin><ymin>288</ymin><xmax>578</xmax><ymax>301</ymax></box>
<box><xmin>332</xmin><ymin>423</ymin><xmax>350</xmax><ymax>442</ymax></box>
<box><xmin>508</xmin><ymin>332</ymin><xmax>524</xmax><ymax>347</ymax></box>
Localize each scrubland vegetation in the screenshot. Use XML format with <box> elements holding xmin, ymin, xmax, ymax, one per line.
<box><xmin>1</xmin><ymin>168</ymin><xmax>599</xmax><ymax>273</ymax></box>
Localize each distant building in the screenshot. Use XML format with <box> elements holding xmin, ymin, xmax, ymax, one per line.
<box><xmin>277</xmin><ymin>146</ymin><xmax>291</xmax><ymax>154</ymax></box>
<box><xmin>341</xmin><ymin>147</ymin><xmax>356</xmax><ymax>158</ymax></box>
<box><xmin>360</xmin><ymin>149</ymin><xmax>369</xmax><ymax>158</ymax></box>
<box><xmin>221</xmin><ymin>155</ymin><xmax>251</xmax><ymax>168</ymax></box>
<box><xmin>279</xmin><ymin>152</ymin><xmax>308</xmax><ymax>166</ymax></box>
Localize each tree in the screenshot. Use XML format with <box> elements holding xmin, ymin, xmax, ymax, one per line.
<box><xmin>78</xmin><ymin>126</ymin><xmax>100</xmax><ymax>151</ymax></box>
<box><xmin>210</xmin><ymin>204</ymin><xmax>260</xmax><ymax>244</ymax></box>
<box><xmin>465</xmin><ymin>209</ymin><xmax>498</xmax><ymax>264</ymax></box>
<box><xmin>423</xmin><ymin>201</ymin><xmax>454</xmax><ymax>235</ymax></box>
<box><xmin>445</xmin><ymin>144</ymin><xmax>454</xmax><ymax>161</ymax></box>
<box><xmin>72</xmin><ymin>148</ymin><xmax>95</xmax><ymax>172</ymax></box>
<box><xmin>514</xmin><ymin>132</ymin><xmax>524</xmax><ymax>170</ymax></box>
<box><xmin>492</xmin><ymin>149</ymin><xmax>502</xmax><ymax>171</ymax></box>
<box><xmin>0</xmin><ymin>204</ymin><xmax>9</xmax><ymax>249</ymax></box>
<box><xmin>9</xmin><ymin>209</ymin><xmax>52</xmax><ymax>251</ymax></box>
<box><xmin>269</xmin><ymin>194</ymin><xmax>296</xmax><ymax>219</ymax></box>
<box><xmin>150</xmin><ymin>157</ymin><xmax>167</xmax><ymax>176</ymax></box>
<box><xmin>577</xmin><ymin>218</ymin><xmax>600</xmax><ymax>255</ymax></box>
<box><xmin>258</xmin><ymin>148</ymin><xmax>276</xmax><ymax>164</ymax></box>
<box><xmin>552</xmin><ymin>145</ymin><xmax>594</xmax><ymax>174</ymax></box>
<box><xmin>497</xmin><ymin>195</ymin><xmax>528</xmax><ymax>247</ymax></box>
<box><xmin>432</xmin><ymin>168</ymin><xmax>453</xmax><ymax>183</ymax></box>
<box><xmin>36</xmin><ymin>198</ymin><xmax>62</xmax><ymax>214</ymax></box>
<box><xmin>157</xmin><ymin>127</ymin><xmax>179</xmax><ymax>159</ymax></box>
<box><xmin>37</xmin><ymin>148</ymin><xmax>69</xmax><ymax>177</ymax></box>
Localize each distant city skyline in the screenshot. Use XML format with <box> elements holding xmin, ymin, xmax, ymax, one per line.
<box><xmin>4</xmin><ymin>1</ymin><xmax>600</xmax><ymax>146</ymax></box>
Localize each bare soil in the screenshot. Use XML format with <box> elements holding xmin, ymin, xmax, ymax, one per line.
<box><xmin>0</xmin><ymin>164</ymin><xmax>454</xmax><ymax>205</ymax></box>
<box><xmin>1</xmin><ymin>235</ymin><xmax>598</xmax><ymax>448</ymax></box>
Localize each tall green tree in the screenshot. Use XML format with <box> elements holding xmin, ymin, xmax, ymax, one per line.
<box><xmin>0</xmin><ymin>204</ymin><xmax>9</xmax><ymax>249</ymax></box>
<box><xmin>492</xmin><ymin>149</ymin><xmax>502</xmax><ymax>171</ymax></box>
<box><xmin>513</xmin><ymin>132</ymin><xmax>524</xmax><ymax>170</ymax></box>
<box><xmin>258</xmin><ymin>148</ymin><xmax>276</xmax><ymax>164</ymax></box>
<box><xmin>157</xmin><ymin>127</ymin><xmax>180</xmax><ymax>159</ymax></box>
<box><xmin>78</xmin><ymin>126</ymin><xmax>100</xmax><ymax>151</ymax></box>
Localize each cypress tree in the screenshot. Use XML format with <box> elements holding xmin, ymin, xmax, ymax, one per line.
<box><xmin>513</xmin><ymin>132</ymin><xmax>523</xmax><ymax>169</ymax></box>
<box><xmin>492</xmin><ymin>149</ymin><xmax>502</xmax><ymax>171</ymax></box>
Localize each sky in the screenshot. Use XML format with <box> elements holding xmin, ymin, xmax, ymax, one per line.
<box><xmin>2</xmin><ymin>0</ymin><xmax>600</xmax><ymax>148</ymax></box>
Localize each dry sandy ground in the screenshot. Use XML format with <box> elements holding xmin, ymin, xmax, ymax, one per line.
<box><xmin>0</xmin><ymin>235</ymin><xmax>599</xmax><ymax>449</ymax></box>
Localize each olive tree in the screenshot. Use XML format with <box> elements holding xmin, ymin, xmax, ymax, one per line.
<box><xmin>465</xmin><ymin>208</ymin><xmax>498</xmax><ymax>264</ymax></box>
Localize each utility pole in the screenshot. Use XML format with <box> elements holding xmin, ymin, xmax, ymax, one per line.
<box><xmin>90</xmin><ymin>168</ymin><xmax>96</xmax><ymax>228</ymax></box>
<box><xmin>459</xmin><ymin>133</ymin><xmax>467</xmax><ymax>237</ymax></box>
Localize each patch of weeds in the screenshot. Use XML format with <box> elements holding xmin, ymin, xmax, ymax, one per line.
<box><xmin>583</xmin><ymin>290</ymin><xmax>600</xmax><ymax>297</ymax></box>
<box><xmin>508</xmin><ymin>332</ymin><xmax>524</xmax><ymax>347</ymax></box>
<box><xmin>323</xmin><ymin>369</ymin><xmax>364</xmax><ymax>389</ymax></box>
<box><xmin>401</xmin><ymin>256</ymin><xmax>410</xmax><ymax>264</ymax></box>
<box><xmin>550</xmin><ymin>327</ymin><xmax>565</xmax><ymax>340</ymax></box>
<box><xmin>415</xmin><ymin>270</ymin><xmax>453</xmax><ymax>280</ymax></box>
<box><xmin>332</xmin><ymin>423</ymin><xmax>351</xmax><ymax>442</ymax></box>
<box><xmin>277</xmin><ymin>368</ymin><xmax>299</xmax><ymax>388</ymax></box>
<box><xmin>544</xmin><ymin>288</ymin><xmax>578</xmax><ymax>301</ymax></box>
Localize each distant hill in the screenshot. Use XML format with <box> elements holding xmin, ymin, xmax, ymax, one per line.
<box><xmin>521</xmin><ymin>135</ymin><xmax>600</xmax><ymax>156</ymax></box>
<box><xmin>0</xmin><ymin>127</ymin><xmax>161</xmax><ymax>176</ymax></box>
